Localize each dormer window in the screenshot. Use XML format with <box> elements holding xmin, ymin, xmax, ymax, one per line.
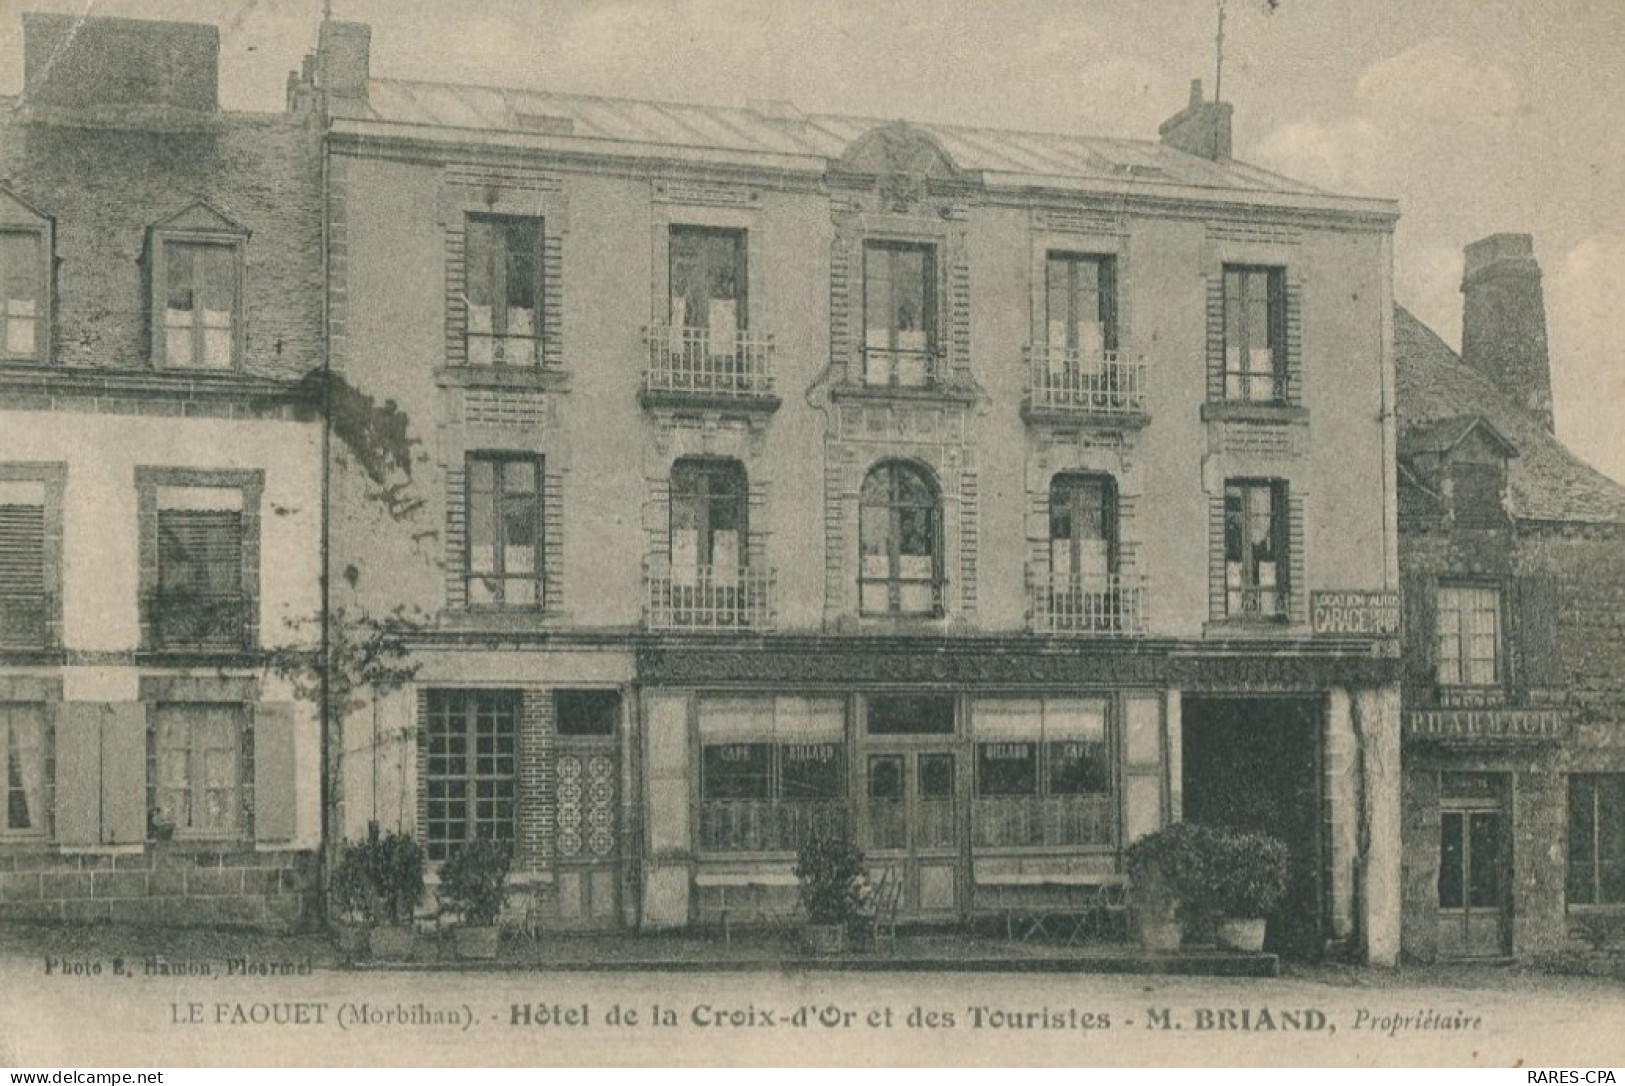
<box><xmin>149</xmin><ymin>202</ymin><xmax>247</xmax><ymax>371</ymax></box>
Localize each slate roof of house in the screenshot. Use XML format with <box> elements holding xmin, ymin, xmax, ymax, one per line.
<box><xmin>1395</xmin><ymin>305</ymin><xmax>1625</xmax><ymax>524</ymax></box>
<box><xmin>335</xmin><ymin>78</ymin><xmax>1331</xmax><ymax>197</ymax></box>
<box><xmin>1398</xmin><ymin>415</ymin><xmax>1518</xmax><ymax>459</ymax></box>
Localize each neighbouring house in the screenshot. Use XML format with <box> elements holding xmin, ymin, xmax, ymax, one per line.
<box><xmin>297</xmin><ymin>17</ymin><xmax>1406</xmax><ymax>966</ymax></box>
<box><xmin>0</xmin><ymin>15</ymin><xmax>325</xmax><ymax>929</ymax></box>
<box><xmin>1396</xmin><ymin>234</ymin><xmax>1625</xmax><ymax>962</ymax></box>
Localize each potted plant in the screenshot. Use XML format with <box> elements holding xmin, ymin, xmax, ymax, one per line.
<box><xmin>437</xmin><ymin>838</ymin><xmax>512</xmax><ymax>960</ymax></box>
<box><xmin>1209</xmin><ymin>830</ymin><xmax>1290</xmax><ymax>953</ymax></box>
<box><xmin>330</xmin><ymin>823</ymin><xmax>426</xmax><ymax>961</ymax></box>
<box><xmin>793</xmin><ymin>836</ymin><xmax>867</xmax><ymax>955</ymax></box>
<box><xmin>1123</xmin><ymin>821</ymin><xmax>1221</xmax><ymax>952</ymax></box>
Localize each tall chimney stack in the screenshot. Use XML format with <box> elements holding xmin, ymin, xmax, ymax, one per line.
<box><xmin>1461</xmin><ymin>233</ymin><xmax>1554</xmax><ymax>431</ymax></box>
<box><xmin>1158</xmin><ymin>79</ymin><xmax>1233</xmax><ymax>160</ymax></box>
<box><xmin>317</xmin><ymin>20</ymin><xmax>371</xmax><ymax>104</ymax></box>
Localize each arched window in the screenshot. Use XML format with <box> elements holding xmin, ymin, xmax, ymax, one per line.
<box><xmin>670</xmin><ymin>458</ymin><xmax>747</xmax><ymax>576</ymax></box>
<box><xmin>860</xmin><ymin>461</ymin><xmax>941</xmax><ymax>616</ymax></box>
<box><xmin>1048</xmin><ymin>473</ymin><xmax>1118</xmax><ymax>589</ymax></box>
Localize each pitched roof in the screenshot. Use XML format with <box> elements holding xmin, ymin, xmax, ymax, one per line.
<box><xmin>1398</xmin><ymin>415</ymin><xmax>1518</xmax><ymax>460</ymax></box>
<box><xmin>1394</xmin><ymin>305</ymin><xmax>1625</xmax><ymax>524</ymax></box>
<box><xmin>335</xmin><ymin>78</ymin><xmax>1331</xmax><ymax>197</ymax></box>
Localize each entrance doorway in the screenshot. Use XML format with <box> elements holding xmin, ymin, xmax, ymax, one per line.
<box><xmin>1182</xmin><ymin>697</ymin><xmax>1323</xmax><ymax>956</ymax></box>
<box><xmin>1436</xmin><ymin>773</ymin><xmax>1508</xmax><ymax>958</ymax></box>
<box><xmin>860</xmin><ymin>694</ymin><xmax>961</xmax><ymax>920</ymax></box>
<box><xmin>551</xmin><ymin>691</ymin><xmax>623</xmax><ymax>929</ymax></box>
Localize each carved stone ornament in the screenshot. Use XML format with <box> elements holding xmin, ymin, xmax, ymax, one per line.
<box><xmin>836</xmin><ymin>121</ymin><xmax>964</xmax><ymax>214</ymax></box>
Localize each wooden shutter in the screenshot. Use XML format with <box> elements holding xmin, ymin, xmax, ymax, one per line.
<box><xmin>254</xmin><ymin>703</ymin><xmax>298</xmax><ymax>842</ymax></box>
<box><xmin>158</xmin><ymin>510</ymin><xmax>242</xmax><ymax>592</ymax></box>
<box><xmin>0</xmin><ymin>502</ymin><xmax>45</xmax><ymax>646</ymax></box>
<box><xmin>100</xmin><ymin>704</ymin><xmax>146</xmax><ymax>846</ymax></box>
<box><xmin>1402</xmin><ymin>573</ymin><xmax>1438</xmax><ymax>703</ymax></box>
<box><xmin>55</xmin><ymin>704</ymin><xmax>101</xmax><ymax>847</ymax></box>
<box><xmin>1515</xmin><ymin>575</ymin><xmax>1565</xmax><ymax>692</ymax></box>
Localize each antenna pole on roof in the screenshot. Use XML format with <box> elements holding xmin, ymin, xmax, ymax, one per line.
<box><xmin>1214</xmin><ymin>0</ymin><xmax>1227</xmax><ymax>103</ymax></box>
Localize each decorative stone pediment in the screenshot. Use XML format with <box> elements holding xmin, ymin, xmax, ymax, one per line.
<box><xmin>152</xmin><ymin>199</ymin><xmax>246</xmax><ymax>237</ymax></box>
<box><xmin>834</xmin><ymin>122</ymin><xmax>969</xmax><ymax>213</ymax></box>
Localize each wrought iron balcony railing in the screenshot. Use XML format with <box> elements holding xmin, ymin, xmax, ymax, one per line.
<box><xmin>861</xmin><ymin>346</ymin><xmax>942</xmax><ymax>390</ymax></box>
<box><xmin>1224</xmin><ymin>586</ymin><xmax>1292</xmax><ymax>622</ymax></box>
<box><xmin>1026</xmin><ymin>570</ymin><xmax>1149</xmax><ymax>636</ymax></box>
<box><xmin>1024</xmin><ymin>347</ymin><xmax>1148</xmax><ymax>418</ymax></box>
<box><xmin>643</xmin><ymin>324</ymin><xmax>775</xmax><ymax>399</ymax></box>
<box><xmin>645</xmin><ymin>559</ymin><xmax>775</xmax><ymax>631</ymax></box>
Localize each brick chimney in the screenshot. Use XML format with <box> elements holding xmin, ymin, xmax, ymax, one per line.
<box><xmin>1159</xmin><ymin>79</ymin><xmax>1233</xmax><ymax>160</ymax></box>
<box><xmin>1461</xmin><ymin>234</ymin><xmax>1554</xmax><ymax>431</ymax></box>
<box><xmin>317</xmin><ymin>21</ymin><xmax>371</xmax><ymax>104</ymax></box>
<box><xmin>23</xmin><ymin>14</ymin><xmax>219</xmax><ymax>116</ymax></box>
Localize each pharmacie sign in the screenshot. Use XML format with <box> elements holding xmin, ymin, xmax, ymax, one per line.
<box><xmin>1403</xmin><ymin>709</ymin><xmax>1568</xmax><ymax>745</ymax></box>
<box><xmin>1310</xmin><ymin>591</ymin><xmax>1401</xmax><ymax>636</ymax></box>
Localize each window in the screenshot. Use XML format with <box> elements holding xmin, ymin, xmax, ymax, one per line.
<box><xmin>697</xmin><ymin>697</ymin><xmax>845</xmax><ymax>853</ymax></box>
<box><xmin>1</xmin><ymin>231</ymin><xmax>44</xmax><ymax>362</ymax></box>
<box><xmin>1436</xmin><ymin>585</ymin><xmax>1501</xmax><ymax>687</ymax></box>
<box><xmin>1568</xmin><ymin>775</ymin><xmax>1625</xmax><ymax>906</ymax></box>
<box><xmin>466</xmin><ymin>454</ymin><xmax>542</xmax><ymax>608</ymax></box>
<box><xmin>1223</xmin><ymin>266</ymin><xmax>1285</xmax><ymax>402</ymax></box>
<box><xmin>465</xmin><ymin>215</ymin><xmax>543</xmax><ymax>367</ymax></box>
<box><xmin>973</xmin><ymin>699</ymin><xmax>1112</xmax><ymax>848</ymax></box>
<box><xmin>867</xmin><ymin>694</ymin><xmax>955</xmax><ymax>736</ymax></box>
<box><xmin>424</xmin><ymin>690</ymin><xmax>518</xmax><ymax>861</ymax></box>
<box><xmin>2</xmin><ymin>703</ymin><xmax>46</xmax><ymax>838</ymax></box>
<box><xmin>670</xmin><ymin>458</ymin><xmax>747</xmax><ymax>578</ymax></box>
<box><xmin>161</xmin><ymin>240</ymin><xmax>240</xmax><ymax>370</ymax></box>
<box><xmin>1224</xmin><ymin>480</ymin><xmax>1288</xmax><ymax>618</ymax></box>
<box><xmin>0</xmin><ymin>484</ymin><xmax>47</xmax><ymax>648</ymax></box>
<box><xmin>555</xmin><ymin>690</ymin><xmax>619</xmax><ymax>737</ymax></box>
<box><xmin>154</xmin><ymin>488</ymin><xmax>248</xmax><ymax>651</ymax></box>
<box><xmin>1049</xmin><ymin>474</ymin><xmax>1117</xmax><ymax>588</ymax></box>
<box><xmin>863</xmin><ymin>241</ymin><xmax>936</xmax><ymax>387</ymax></box>
<box><xmin>152</xmin><ymin>703</ymin><xmax>245</xmax><ymax>840</ymax></box>
<box><xmin>860</xmin><ymin>461</ymin><xmax>941</xmax><ymax>616</ymax></box>
<box><xmin>670</xmin><ymin>226</ymin><xmax>747</xmax><ymax>340</ymax></box>
<box><xmin>1045</xmin><ymin>253</ymin><xmax>1116</xmax><ymax>356</ymax></box>
<box><xmin>1452</xmin><ymin>462</ymin><xmax>1505</xmax><ymax>528</ymax></box>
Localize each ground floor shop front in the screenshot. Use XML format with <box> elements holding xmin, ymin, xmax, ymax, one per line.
<box><xmin>340</xmin><ymin>637</ymin><xmax>1403</xmax><ymax>964</ymax></box>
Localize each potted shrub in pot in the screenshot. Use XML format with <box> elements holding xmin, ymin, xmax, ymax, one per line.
<box><xmin>1123</xmin><ymin>821</ymin><xmax>1222</xmax><ymax>952</ymax></box>
<box><xmin>330</xmin><ymin>824</ymin><xmax>426</xmax><ymax>961</ymax></box>
<box><xmin>1210</xmin><ymin>830</ymin><xmax>1290</xmax><ymax>953</ymax></box>
<box><xmin>793</xmin><ymin>836</ymin><xmax>867</xmax><ymax>955</ymax></box>
<box><xmin>437</xmin><ymin>838</ymin><xmax>513</xmax><ymax>960</ymax></box>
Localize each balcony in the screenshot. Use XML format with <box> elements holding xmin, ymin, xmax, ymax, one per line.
<box><xmin>645</xmin><ymin>559</ymin><xmax>775</xmax><ymax>631</ymax></box>
<box><xmin>0</xmin><ymin>594</ymin><xmax>49</xmax><ymax>650</ymax></box>
<box><xmin>149</xmin><ymin>591</ymin><xmax>251</xmax><ymax>653</ymax></box>
<box><xmin>1222</xmin><ymin>587</ymin><xmax>1292</xmax><ymax>623</ymax></box>
<box><xmin>1021</xmin><ymin>347</ymin><xmax>1149</xmax><ymax>428</ymax></box>
<box><xmin>1026</xmin><ymin>570</ymin><xmax>1149</xmax><ymax>636</ymax></box>
<box><xmin>641</xmin><ymin>325</ymin><xmax>778</xmax><ymax>411</ymax></box>
<box><xmin>861</xmin><ymin>346</ymin><xmax>942</xmax><ymax>390</ymax></box>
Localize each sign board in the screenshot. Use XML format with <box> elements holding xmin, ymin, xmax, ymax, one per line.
<box><xmin>1403</xmin><ymin>709</ymin><xmax>1568</xmax><ymax>745</ymax></box>
<box><xmin>1310</xmin><ymin>591</ymin><xmax>1401</xmax><ymax>636</ymax></box>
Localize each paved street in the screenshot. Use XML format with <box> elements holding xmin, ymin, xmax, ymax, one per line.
<box><xmin>1</xmin><ymin>940</ymin><xmax>1620</xmax><ymax>1067</ymax></box>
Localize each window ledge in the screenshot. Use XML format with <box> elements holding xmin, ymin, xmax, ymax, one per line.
<box><xmin>639</xmin><ymin>388</ymin><xmax>781</xmax><ymax>414</ymax></box>
<box><xmin>134</xmin><ymin>650</ymin><xmax>262</xmax><ymax>667</ymax></box>
<box><xmin>1021</xmin><ymin>403</ymin><xmax>1150</xmax><ymax>430</ymax></box>
<box><xmin>1202</xmin><ymin>617</ymin><xmax>1302</xmax><ymax>639</ymax></box>
<box><xmin>831</xmin><ymin>382</ymin><xmax>979</xmax><ymax>407</ymax></box>
<box><xmin>1201</xmin><ymin>401</ymin><xmax>1310</xmax><ymax>424</ymax></box>
<box><xmin>435</xmin><ymin>366</ymin><xmax>572</xmax><ymax>392</ymax></box>
<box><xmin>439</xmin><ymin>608</ymin><xmax>571</xmax><ymax>633</ymax></box>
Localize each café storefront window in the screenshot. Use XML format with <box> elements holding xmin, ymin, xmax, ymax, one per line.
<box><xmin>973</xmin><ymin>698</ymin><xmax>1112</xmax><ymax>848</ymax></box>
<box><xmin>698</xmin><ymin>696</ymin><xmax>846</xmax><ymax>853</ymax></box>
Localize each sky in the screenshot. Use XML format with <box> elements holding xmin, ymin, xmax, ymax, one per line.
<box><xmin>3</xmin><ymin>0</ymin><xmax>1622</xmax><ymax>482</ymax></box>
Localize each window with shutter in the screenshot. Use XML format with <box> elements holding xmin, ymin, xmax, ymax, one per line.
<box><xmin>1222</xmin><ymin>266</ymin><xmax>1287</xmax><ymax>403</ymax></box>
<box><xmin>1</xmin><ymin>703</ymin><xmax>46</xmax><ymax>838</ymax></box>
<box><xmin>1451</xmin><ymin>462</ymin><xmax>1505</xmax><ymax>528</ymax></box>
<box><xmin>1</xmin><ymin>230</ymin><xmax>46</xmax><ymax>363</ymax></box>
<box><xmin>465</xmin><ymin>454</ymin><xmax>543</xmax><ymax>607</ymax></box>
<box><xmin>0</xmin><ymin>500</ymin><xmax>46</xmax><ymax>648</ymax></box>
<box><xmin>1435</xmin><ymin>584</ymin><xmax>1502</xmax><ymax>688</ymax></box>
<box><xmin>155</xmin><ymin>507</ymin><xmax>246</xmax><ymax>651</ymax></box>
<box><xmin>1567</xmin><ymin>775</ymin><xmax>1625</xmax><ymax>906</ymax></box>
<box><xmin>859</xmin><ymin>460</ymin><xmax>942</xmax><ymax>616</ymax></box>
<box><xmin>159</xmin><ymin>240</ymin><xmax>241</xmax><ymax>370</ymax></box>
<box><xmin>464</xmin><ymin>215</ymin><xmax>543</xmax><ymax>367</ymax></box>
<box><xmin>152</xmin><ymin>703</ymin><xmax>247</xmax><ymax>841</ymax></box>
<box><xmin>1222</xmin><ymin>479</ymin><xmax>1289</xmax><ymax>619</ymax></box>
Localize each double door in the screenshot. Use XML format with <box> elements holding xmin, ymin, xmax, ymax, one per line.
<box><xmin>862</xmin><ymin>748</ymin><xmax>959</xmax><ymax>918</ymax></box>
<box><xmin>1437</xmin><ymin>799</ymin><xmax>1508</xmax><ymax>958</ymax></box>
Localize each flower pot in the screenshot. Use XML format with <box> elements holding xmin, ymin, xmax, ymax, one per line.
<box><xmin>1132</xmin><ymin>911</ymin><xmax>1183</xmax><ymax>953</ymax></box>
<box><xmin>331</xmin><ymin>922</ymin><xmax>371</xmax><ymax>961</ymax></box>
<box><xmin>369</xmin><ymin>924</ymin><xmax>418</xmax><ymax>961</ymax></box>
<box><xmin>454</xmin><ymin>925</ymin><xmax>501</xmax><ymax>961</ymax></box>
<box><xmin>801</xmin><ymin>923</ymin><xmax>848</xmax><ymax>956</ymax></box>
<box><xmin>1215</xmin><ymin>917</ymin><xmax>1267</xmax><ymax>953</ymax></box>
